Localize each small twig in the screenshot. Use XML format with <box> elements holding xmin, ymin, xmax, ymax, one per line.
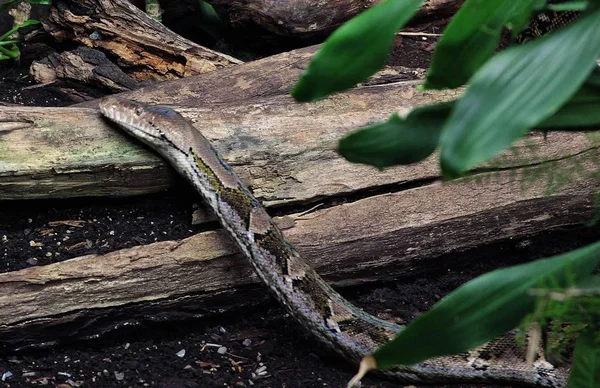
<box><xmin>22</xmin><ymin>81</ymin><xmax>56</xmax><ymax>90</ymax></box>
<box><xmin>295</xmin><ymin>203</ymin><xmax>324</xmax><ymax>219</ymax></box>
<box><xmin>397</xmin><ymin>32</ymin><xmax>443</xmax><ymax>37</ymax></box>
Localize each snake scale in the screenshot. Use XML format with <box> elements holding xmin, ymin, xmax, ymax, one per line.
<box><xmin>99</xmin><ymin>96</ymin><xmax>570</xmax><ymax>387</ymax></box>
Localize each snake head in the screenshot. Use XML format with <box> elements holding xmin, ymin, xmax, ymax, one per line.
<box><xmin>99</xmin><ymin>96</ymin><xmax>198</xmax><ymax>156</ymax></box>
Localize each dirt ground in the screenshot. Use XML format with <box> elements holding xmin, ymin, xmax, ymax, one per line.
<box><xmin>0</xmin><ymin>13</ymin><xmax>590</xmax><ymax>388</ymax></box>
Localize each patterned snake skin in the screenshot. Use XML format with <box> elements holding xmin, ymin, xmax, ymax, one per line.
<box><xmin>96</xmin><ymin>5</ymin><xmax>583</xmax><ymax>387</ymax></box>
<box><xmin>99</xmin><ymin>96</ymin><xmax>571</xmax><ymax>386</ymax></box>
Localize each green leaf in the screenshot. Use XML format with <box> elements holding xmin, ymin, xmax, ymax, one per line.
<box><xmin>439</xmin><ymin>7</ymin><xmax>600</xmax><ymax>178</ymax></box>
<box><xmin>537</xmin><ymin>84</ymin><xmax>600</xmax><ymax>129</ymax></box>
<box><xmin>424</xmin><ymin>0</ymin><xmax>538</xmax><ymax>90</ymax></box>
<box><xmin>568</xmin><ymin>327</ymin><xmax>600</xmax><ymax>388</ymax></box>
<box><xmin>291</xmin><ymin>0</ymin><xmax>422</xmax><ymax>102</ymax></box>
<box><xmin>372</xmin><ymin>240</ymin><xmax>600</xmax><ymax>369</ymax></box>
<box><xmin>548</xmin><ymin>1</ymin><xmax>588</xmax><ymax>12</ymax></box>
<box><xmin>0</xmin><ymin>19</ymin><xmax>39</xmax><ymax>42</ymax></box>
<box><xmin>338</xmin><ymin>102</ymin><xmax>451</xmax><ymax>168</ymax></box>
<box><xmin>196</xmin><ymin>1</ymin><xmax>224</xmax><ymax>40</ymax></box>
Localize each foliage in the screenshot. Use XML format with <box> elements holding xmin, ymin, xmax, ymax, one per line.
<box><xmin>292</xmin><ymin>0</ymin><xmax>600</xmax><ymax>386</ymax></box>
<box><xmin>373</xmin><ymin>242</ymin><xmax>600</xmax><ymax>368</ymax></box>
<box><xmin>0</xmin><ymin>0</ymin><xmax>50</xmax><ymax>61</ymax></box>
<box><xmin>195</xmin><ymin>1</ymin><xmax>225</xmax><ymax>41</ymax></box>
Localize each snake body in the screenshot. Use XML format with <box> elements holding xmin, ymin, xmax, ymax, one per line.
<box><xmin>99</xmin><ymin>97</ymin><xmax>569</xmax><ymax>386</ymax></box>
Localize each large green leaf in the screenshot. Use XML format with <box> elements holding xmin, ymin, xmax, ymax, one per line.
<box><xmin>337</xmin><ymin>73</ymin><xmax>600</xmax><ymax>169</ymax></box>
<box><xmin>439</xmin><ymin>7</ymin><xmax>600</xmax><ymax>178</ymax></box>
<box><xmin>0</xmin><ymin>19</ymin><xmax>38</xmax><ymax>43</ymax></box>
<box><xmin>537</xmin><ymin>83</ymin><xmax>600</xmax><ymax>129</ymax></box>
<box><xmin>291</xmin><ymin>0</ymin><xmax>422</xmax><ymax>102</ymax></box>
<box><xmin>424</xmin><ymin>0</ymin><xmax>537</xmax><ymax>90</ymax></box>
<box><xmin>568</xmin><ymin>327</ymin><xmax>600</xmax><ymax>388</ymax></box>
<box><xmin>372</xmin><ymin>240</ymin><xmax>600</xmax><ymax>369</ymax></box>
<box><xmin>338</xmin><ymin>102</ymin><xmax>451</xmax><ymax>168</ymax></box>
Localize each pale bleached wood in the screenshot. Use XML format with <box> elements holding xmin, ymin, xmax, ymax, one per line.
<box><xmin>0</xmin><ymin>153</ymin><xmax>596</xmax><ymax>350</ymax></box>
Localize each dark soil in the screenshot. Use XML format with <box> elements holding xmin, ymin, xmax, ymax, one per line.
<box><xmin>0</xmin><ymin>11</ymin><xmax>587</xmax><ymax>388</ymax></box>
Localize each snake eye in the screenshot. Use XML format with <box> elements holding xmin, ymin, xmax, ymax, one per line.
<box><xmin>134</xmin><ymin>107</ymin><xmax>143</xmax><ymax>116</ymax></box>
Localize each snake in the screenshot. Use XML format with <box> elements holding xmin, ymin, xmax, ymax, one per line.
<box><xmin>99</xmin><ymin>96</ymin><xmax>570</xmax><ymax>387</ymax></box>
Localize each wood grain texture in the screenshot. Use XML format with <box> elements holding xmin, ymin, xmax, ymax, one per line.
<box><xmin>42</xmin><ymin>0</ymin><xmax>241</xmax><ymax>81</ymax></box>
<box><xmin>0</xmin><ymin>155</ymin><xmax>597</xmax><ymax>350</ymax></box>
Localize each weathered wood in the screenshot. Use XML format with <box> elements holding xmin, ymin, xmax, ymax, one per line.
<box><xmin>0</xmin><ymin>153</ymin><xmax>597</xmax><ymax>350</ymax></box>
<box><xmin>42</xmin><ymin>0</ymin><xmax>241</xmax><ymax>82</ymax></box>
<box><xmin>2</xmin><ymin>81</ymin><xmax>599</xmax><ymax>204</ymax></box>
<box><xmin>75</xmin><ymin>44</ymin><xmax>424</xmax><ymax>108</ymax></box>
<box><xmin>2</xmin><ymin>76</ymin><xmax>598</xmax><ymax>204</ymax></box>
<box><xmin>0</xmin><ymin>80</ymin><xmax>449</xmax><ymax>203</ymax></box>
<box><xmin>208</xmin><ymin>0</ymin><xmax>463</xmax><ymax>39</ymax></box>
<box><xmin>30</xmin><ymin>47</ymin><xmax>148</xmax><ymax>98</ymax></box>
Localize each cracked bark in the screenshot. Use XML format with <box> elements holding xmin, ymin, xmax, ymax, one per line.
<box><xmin>40</xmin><ymin>0</ymin><xmax>241</xmax><ymax>82</ymax></box>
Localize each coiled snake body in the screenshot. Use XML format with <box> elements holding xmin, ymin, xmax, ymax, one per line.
<box><xmin>99</xmin><ymin>97</ymin><xmax>569</xmax><ymax>387</ymax></box>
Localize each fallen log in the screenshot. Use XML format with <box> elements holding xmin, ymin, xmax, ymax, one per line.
<box><xmin>0</xmin><ymin>152</ymin><xmax>597</xmax><ymax>351</ymax></box>
<box><xmin>41</xmin><ymin>0</ymin><xmax>241</xmax><ymax>82</ymax></box>
<box><xmin>73</xmin><ymin>43</ymin><xmax>425</xmax><ymax>108</ymax></box>
<box><xmin>208</xmin><ymin>0</ymin><xmax>463</xmax><ymax>39</ymax></box>
<box><xmin>0</xmin><ymin>80</ymin><xmax>451</xmax><ymax>202</ymax></box>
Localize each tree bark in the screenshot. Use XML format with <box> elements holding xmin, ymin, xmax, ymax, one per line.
<box><xmin>41</xmin><ymin>0</ymin><xmax>241</xmax><ymax>82</ymax></box>
<box><xmin>208</xmin><ymin>0</ymin><xmax>463</xmax><ymax>38</ymax></box>
<box><xmin>30</xmin><ymin>47</ymin><xmax>149</xmax><ymax>99</ymax></box>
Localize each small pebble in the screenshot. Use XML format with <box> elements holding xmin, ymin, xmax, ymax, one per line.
<box><xmin>218</xmin><ymin>326</ymin><xmax>227</xmax><ymax>334</ymax></box>
<box><xmin>217</xmin><ymin>346</ymin><xmax>227</xmax><ymax>354</ymax></box>
<box><xmin>114</xmin><ymin>371</ymin><xmax>124</xmax><ymax>381</ymax></box>
<box><xmin>242</xmin><ymin>339</ymin><xmax>252</xmax><ymax>347</ymax></box>
<box><xmin>2</xmin><ymin>371</ymin><xmax>12</xmax><ymax>381</ymax></box>
<box><xmin>176</xmin><ymin>349</ymin><xmax>186</xmax><ymax>358</ymax></box>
